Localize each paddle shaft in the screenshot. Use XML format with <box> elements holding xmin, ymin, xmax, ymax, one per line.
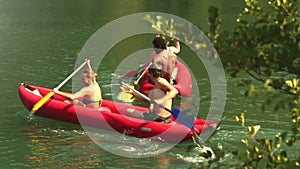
<box><xmin>117</xmin><ymin>62</ymin><xmax>152</xmax><ymax>102</ymax></box>
<box><xmin>55</xmin><ymin>62</ymin><xmax>87</xmax><ymax>90</ymax></box>
<box><xmin>133</xmin><ymin>62</ymin><xmax>152</xmax><ymax>85</ymax></box>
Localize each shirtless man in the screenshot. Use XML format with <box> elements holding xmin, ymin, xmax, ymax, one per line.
<box><xmin>142</xmin><ymin>35</ymin><xmax>178</xmax><ymax>84</ymax></box>
<box><xmin>121</xmin><ymin>63</ymin><xmax>178</xmax><ymax>123</ymax></box>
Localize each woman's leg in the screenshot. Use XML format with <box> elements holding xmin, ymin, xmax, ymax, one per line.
<box><xmin>126</xmin><ymin>108</ymin><xmax>144</xmax><ymax>119</ymax></box>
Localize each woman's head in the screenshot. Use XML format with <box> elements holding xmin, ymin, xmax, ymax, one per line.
<box><xmin>82</xmin><ymin>70</ymin><xmax>97</xmax><ymax>86</ymax></box>
<box><xmin>148</xmin><ymin>63</ymin><xmax>164</xmax><ymax>78</ymax></box>
<box><xmin>148</xmin><ymin>68</ymin><xmax>164</xmax><ymax>78</ymax></box>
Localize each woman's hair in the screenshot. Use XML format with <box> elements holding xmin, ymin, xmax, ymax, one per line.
<box><xmin>148</xmin><ymin>68</ymin><xmax>164</xmax><ymax>78</ymax></box>
<box><xmin>152</xmin><ymin>36</ymin><xmax>167</xmax><ymax>50</ymax></box>
<box><xmin>83</xmin><ymin>70</ymin><xmax>98</xmax><ymax>82</ymax></box>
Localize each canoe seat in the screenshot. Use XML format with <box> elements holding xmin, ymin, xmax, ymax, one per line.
<box><xmin>25</xmin><ymin>88</ymin><xmax>42</xmax><ymax>97</ymax></box>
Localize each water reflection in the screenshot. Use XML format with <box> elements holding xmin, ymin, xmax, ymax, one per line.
<box><xmin>22</xmin><ymin>126</ymin><xmax>105</xmax><ymax>168</ymax></box>
<box><xmin>154</xmin><ymin>155</ymin><xmax>171</xmax><ymax>169</ymax></box>
<box><xmin>21</xmin><ymin>125</ymin><xmax>190</xmax><ymax>168</ymax></box>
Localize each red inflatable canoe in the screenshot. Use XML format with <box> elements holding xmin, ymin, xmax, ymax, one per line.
<box><xmin>123</xmin><ymin>60</ymin><xmax>192</xmax><ymax>97</ymax></box>
<box><xmin>19</xmin><ymin>83</ymin><xmax>215</xmax><ymax>143</ymax></box>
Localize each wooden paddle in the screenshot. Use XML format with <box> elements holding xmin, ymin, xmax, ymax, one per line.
<box><xmin>117</xmin><ymin>62</ymin><xmax>152</xmax><ymax>102</ymax></box>
<box><xmin>121</xmin><ymin>81</ymin><xmax>195</xmax><ymax>129</ymax></box>
<box><xmin>31</xmin><ymin>61</ymin><xmax>87</xmax><ymax>113</ymax></box>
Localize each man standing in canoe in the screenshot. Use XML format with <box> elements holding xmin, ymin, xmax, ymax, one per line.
<box><xmin>138</xmin><ymin>35</ymin><xmax>178</xmax><ymax>86</ymax></box>
<box><xmin>121</xmin><ymin>63</ymin><xmax>178</xmax><ymax>123</ymax></box>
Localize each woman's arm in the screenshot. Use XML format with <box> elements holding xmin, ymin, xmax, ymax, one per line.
<box><xmin>85</xmin><ymin>58</ymin><xmax>98</xmax><ymax>82</ymax></box>
<box><xmin>53</xmin><ymin>87</ymin><xmax>88</xmax><ymax>100</ymax></box>
<box><xmin>120</xmin><ymin>85</ymin><xmax>148</xmax><ymax>102</ymax></box>
<box><xmin>155</xmin><ymin>78</ymin><xmax>178</xmax><ymax>104</ymax></box>
<box><xmin>53</xmin><ymin>88</ymin><xmax>74</xmax><ymax>100</ymax></box>
<box><xmin>85</xmin><ymin>59</ymin><xmax>93</xmax><ymax>72</ymax></box>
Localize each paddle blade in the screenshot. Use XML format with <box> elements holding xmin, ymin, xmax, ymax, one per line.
<box><xmin>31</xmin><ymin>91</ymin><xmax>54</xmax><ymax>113</ymax></box>
<box><xmin>117</xmin><ymin>85</ymin><xmax>135</xmax><ymax>102</ymax></box>
<box><xmin>171</xmin><ymin>108</ymin><xmax>195</xmax><ymax>129</ymax></box>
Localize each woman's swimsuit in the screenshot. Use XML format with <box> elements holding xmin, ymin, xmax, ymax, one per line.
<box><xmin>143</xmin><ymin>111</ymin><xmax>171</xmax><ymax>123</ymax></box>
<box><xmin>83</xmin><ymin>98</ymin><xmax>102</xmax><ymax>106</ymax></box>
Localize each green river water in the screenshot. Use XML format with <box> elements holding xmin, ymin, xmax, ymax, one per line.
<box><xmin>0</xmin><ymin>0</ymin><xmax>294</xmax><ymax>168</ymax></box>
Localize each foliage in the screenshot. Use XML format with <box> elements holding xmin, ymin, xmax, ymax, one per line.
<box><xmin>207</xmin><ymin>0</ymin><xmax>300</xmax><ymax>168</ymax></box>
<box><xmin>143</xmin><ymin>14</ymin><xmax>220</xmax><ymax>60</ymax></box>
<box><xmin>143</xmin><ymin>15</ymin><xmax>177</xmax><ymax>38</ymax></box>
<box><xmin>208</xmin><ymin>0</ymin><xmax>300</xmax><ymax>127</ymax></box>
<box><xmin>209</xmin><ymin>0</ymin><xmax>299</xmax><ymax>88</ymax></box>
<box><xmin>234</xmin><ymin>112</ymin><xmax>299</xmax><ymax>168</ymax></box>
<box><xmin>144</xmin><ymin>0</ymin><xmax>300</xmax><ymax>168</ymax></box>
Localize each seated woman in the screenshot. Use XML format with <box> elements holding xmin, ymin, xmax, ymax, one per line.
<box><xmin>121</xmin><ymin>63</ymin><xmax>178</xmax><ymax>123</ymax></box>
<box><xmin>54</xmin><ymin>59</ymin><xmax>102</xmax><ymax>108</ymax></box>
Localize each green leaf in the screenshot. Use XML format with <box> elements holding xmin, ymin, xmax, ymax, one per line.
<box><xmin>242</xmin><ymin>139</ymin><xmax>249</xmax><ymax>146</ymax></box>
<box><xmin>247</xmin><ymin>125</ymin><xmax>261</xmax><ymax>137</ymax></box>
<box><xmin>286</xmin><ymin>136</ymin><xmax>296</xmax><ymax>146</ymax></box>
